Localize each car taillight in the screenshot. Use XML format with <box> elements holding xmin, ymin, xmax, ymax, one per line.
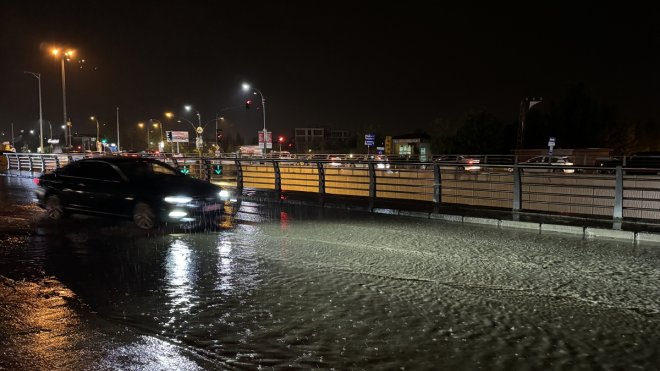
<box><xmin>467</xmin><ymin>160</ymin><xmax>474</xmax><ymax>164</ymax></box>
<box><xmin>32</xmin><ymin>178</ymin><xmax>40</xmax><ymax>186</ymax></box>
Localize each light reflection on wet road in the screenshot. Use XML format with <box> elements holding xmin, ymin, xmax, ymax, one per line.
<box><xmin>1</xmin><ymin>176</ymin><xmax>659</xmax><ymax>370</ymax></box>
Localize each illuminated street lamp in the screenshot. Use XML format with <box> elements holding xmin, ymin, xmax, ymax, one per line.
<box><xmin>51</xmin><ymin>47</ymin><xmax>76</xmax><ymax>148</ymax></box>
<box><xmin>23</xmin><ymin>71</ymin><xmax>43</xmax><ymax>152</ymax></box>
<box><xmin>242</xmin><ymin>83</ymin><xmax>267</xmax><ymax>154</ymax></box>
<box><xmin>242</xmin><ymin>83</ymin><xmax>266</xmax><ymax>132</ymax></box>
<box><xmin>137</xmin><ymin>122</ymin><xmax>150</xmax><ymax>149</ymax></box>
<box><xmin>90</xmin><ymin>116</ymin><xmax>100</xmax><ymax>152</ymax></box>
<box><xmin>148</xmin><ymin>119</ymin><xmax>164</xmax><ymax>150</ymax></box>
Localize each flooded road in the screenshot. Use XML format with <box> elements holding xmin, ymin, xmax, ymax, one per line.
<box><xmin>1</xmin><ymin>176</ymin><xmax>659</xmax><ymax>369</ymax></box>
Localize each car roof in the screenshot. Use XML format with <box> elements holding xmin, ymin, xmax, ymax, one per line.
<box><xmin>75</xmin><ymin>157</ymin><xmax>163</xmax><ymax>165</ymax></box>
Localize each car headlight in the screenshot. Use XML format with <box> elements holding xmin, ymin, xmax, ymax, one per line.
<box><xmin>164</xmin><ymin>196</ymin><xmax>193</xmax><ymax>204</ymax></box>
<box><xmin>218</xmin><ymin>190</ymin><xmax>230</xmax><ymax>200</ymax></box>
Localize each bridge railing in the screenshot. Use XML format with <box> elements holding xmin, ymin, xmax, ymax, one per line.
<box><xmin>5</xmin><ymin>153</ymin><xmax>660</xmax><ymax>223</ymax></box>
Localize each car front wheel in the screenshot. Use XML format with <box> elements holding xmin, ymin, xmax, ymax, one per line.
<box><xmin>133</xmin><ymin>202</ymin><xmax>156</xmax><ymax>229</ymax></box>
<box><xmin>45</xmin><ymin>195</ymin><xmax>64</xmax><ymax>220</ymax></box>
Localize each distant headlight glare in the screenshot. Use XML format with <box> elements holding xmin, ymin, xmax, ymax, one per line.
<box><xmin>164</xmin><ymin>196</ymin><xmax>193</xmax><ymax>204</ymax></box>
<box><xmin>219</xmin><ymin>190</ymin><xmax>230</xmax><ymax>200</ymax></box>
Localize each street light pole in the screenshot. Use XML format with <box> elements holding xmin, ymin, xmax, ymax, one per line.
<box><xmin>516</xmin><ymin>97</ymin><xmax>543</xmax><ymax>149</ymax></box>
<box><xmin>60</xmin><ymin>58</ymin><xmax>68</xmax><ymax>147</ymax></box>
<box><xmin>90</xmin><ymin>116</ymin><xmax>100</xmax><ymax>152</ymax></box>
<box><xmin>116</xmin><ymin>107</ymin><xmax>121</xmax><ymax>152</ymax></box>
<box><xmin>242</xmin><ymin>83</ymin><xmax>267</xmax><ymax>154</ymax></box>
<box><xmin>24</xmin><ymin>71</ymin><xmax>43</xmax><ymax>153</ymax></box>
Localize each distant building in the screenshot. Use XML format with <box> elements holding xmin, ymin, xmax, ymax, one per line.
<box><xmin>294</xmin><ymin>127</ymin><xmax>354</xmax><ymax>152</ymax></box>
<box><xmin>392</xmin><ymin>133</ymin><xmax>432</xmax><ymax>160</ymax></box>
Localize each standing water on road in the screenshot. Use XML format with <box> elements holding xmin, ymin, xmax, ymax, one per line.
<box><xmin>1</xmin><ymin>176</ymin><xmax>659</xmax><ymax>369</ymax></box>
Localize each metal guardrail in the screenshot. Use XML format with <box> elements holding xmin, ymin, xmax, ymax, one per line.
<box><xmin>5</xmin><ymin>153</ymin><xmax>660</xmax><ymax>223</ymax></box>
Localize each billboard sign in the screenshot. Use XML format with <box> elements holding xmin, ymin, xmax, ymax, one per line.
<box><xmin>166</xmin><ymin>131</ymin><xmax>189</xmax><ymax>143</ymax></box>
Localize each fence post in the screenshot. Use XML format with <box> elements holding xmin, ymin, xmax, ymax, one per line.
<box><xmin>613</xmin><ymin>166</ymin><xmax>623</xmax><ymax>221</ymax></box>
<box><xmin>368</xmin><ymin>162</ymin><xmax>376</xmax><ymax>210</ymax></box>
<box><xmin>27</xmin><ymin>155</ymin><xmax>33</xmax><ymax>173</ymax></box>
<box><xmin>55</xmin><ymin>156</ymin><xmax>61</xmax><ymax>169</ymax></box>
<box><xmin>273</xmin><ymin>160</ymin><xmax>281</xmax><ymax>195</ymax></box>
<box><xmin>235</xmin><ymin>159</ymin><xmax>244</xmax><ymax>191</ymax></box>
<box><xmin>317</xmin><ymin>161</ymin><xmax>325</xmax><ymax>205</ymax></box>
<box><xmin>40</xmin><ymin>156</ymin><xmax>46</xmax><ymax>172</ymax></box>
<box><xmin>512</xmin><ymin>164</ymin><xmax>522</xmax><ymax>211</ymax></box>
<box><xmin>433</xmin><ymin>163</ymin><xmax>442</xmax><ymax>213</ymax></box>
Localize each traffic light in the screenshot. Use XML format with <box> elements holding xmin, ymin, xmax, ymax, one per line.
<box><xmin>216</xmin><ymin>129</ymin><xmax>223</xmax><ymax>142</ymax></box>
<box><xmin>180</xmin><ymin>165</ymin><xmax>190</xmax><ymax>175</ymax></box>
<box><xmin>278</xmin><ymin>136</ymin><xmax>284</xmax><ymax>143</ymax></box>
<box><xmin>101</xmin><ymin>138</ymin><xmax>108</xmax><ymax>144</ymax></box>
<box><xmin>166</xmin><ymin>131</ymin><xmax>173</xmax><ymax>142</ymax></box>
<box><xmin>245</xmin><ymin>99</ymin><xmax>252</xmax><ymax>110</ymax></box>
<box><xmin>213</xmin><ymin>164</ymin><xmax>223</xmax><ymax>175</ymax></box>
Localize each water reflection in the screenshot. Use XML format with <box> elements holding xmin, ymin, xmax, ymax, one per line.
<box><xmin>164</xmin><ymin>239</ymin><xmax>195</xmax><ymax>313</ymax></box>
<box><xmin>216</xmin><ymin>236</ymin><xmax>233</xmax><ymax>292</ymax></box>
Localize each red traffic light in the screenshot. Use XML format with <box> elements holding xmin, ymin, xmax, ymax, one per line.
<box><xmin>245</xmin><ymin>100</ymin><xmax>252</xmax><ymax>110</ymax></box>
<box><xmin>278</xmin><ymin>136</ymin><xmax>284</xmax><ymax>143</ymax></box>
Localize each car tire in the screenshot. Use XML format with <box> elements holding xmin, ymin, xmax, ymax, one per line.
<box><xmin>45</xmin><ymin>195</ymin><xmax>65</xmax><ymax>220</ymax></box>
<box><xmin>133</xmin><ymin>202</ymin><xmax>156</xmax><ymax>230</ymax></box>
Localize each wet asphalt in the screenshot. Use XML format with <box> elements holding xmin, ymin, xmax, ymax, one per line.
<box><xmin>1</xmin><ymin>175</ymin><xmax>659</xmax><ymax>370</ymax></box>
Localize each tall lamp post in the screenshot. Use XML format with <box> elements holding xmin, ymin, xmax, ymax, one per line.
<box><xmin>516</xmin><ymin>97</ymin><xmax>543</xmax><ymax>149</ymax></box>
<box><xmin>166</xmin><ymin>112</ymin><xmax>198</xmax><ymax>154</ymax></box>
<box><xmin>184</xmin><ymin>105</ymin><xmax>204</xmax><ymax>153</ymax></box>
<box><xmin>137</xmin><ymin>122</ymin><xmax>150</xmax><ymax>150</ymax></box>
<box><xmin>90</xmin><ymin>116</ymin><xmax>100</xmax><ymax>152</ymax></box>
<box><xmin>242</xmin><ymin>83</ymin><xmax>267</xmax><ymax>154</ymax></box>
<box><xmin>148</xmin><ymin>119</ymin><xmax>164</xmax><ymax>151</ymax></box>
<box><xmin>23</xmin><ymin>71</ymin><xmax>43</xmax><ymax>153</ymax></box>
<box><xmin>51</xmin><ymin>48</ymin><xmax>75</xmax><ymax>148</ymax></box>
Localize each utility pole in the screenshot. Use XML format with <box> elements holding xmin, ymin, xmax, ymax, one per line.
<box><xmin>116</xmin><ymin>107</ymin><xmax>120</xmax><ymax>152</ymax></box>
<box><xmin>516</xmin><ymin>97</ymin><xmax>543</xmax><ymax>149</ymax></box>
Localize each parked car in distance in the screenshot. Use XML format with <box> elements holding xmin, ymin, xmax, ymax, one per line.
<box><xmin>516</xmin><ymin>156</ymin><xmax>575</xmax><ymax>174</ymax></box>
<box><xmin>326</xmin><ymin>154</ymin><xmax>346</xmax><ymax>167</ymax></box>
<box><xmin>596</xmin><ymin>152</ymin><xmax>660</xmax><ymax>175</ymax></box>
<box><xmin>34</xmin><ymin>157</ymin><xmax>230</xmax><ymax>230</ymax></box>
<box><xmin>435</xmin><ymin>155</ymin><xmax>481</xmax><ymax>172</ymax></box>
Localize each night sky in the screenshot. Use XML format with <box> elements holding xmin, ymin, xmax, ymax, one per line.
<box><xmin>1</xmin><ymin>2</ymin><xmax>658</xmax><ymax>147</ymax></box>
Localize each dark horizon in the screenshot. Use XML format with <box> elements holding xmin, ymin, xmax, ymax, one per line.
<box><xmin>1</xmin><ymin>2</ymin><xmax>658</xmax><ymax>147</ymax></box>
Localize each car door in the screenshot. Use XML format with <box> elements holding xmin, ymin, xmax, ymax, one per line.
<box><xmin>77</xmin><ymin>161</ymin><xmax>128</xmax><ymax>216</ymax></box>
<box><xmin>55</xmin><ymin>162</ymin><xmax>92</xmax><ymax>212</ymax></box>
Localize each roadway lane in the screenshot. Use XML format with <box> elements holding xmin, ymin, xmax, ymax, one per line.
<box><xmin>1</xmin><ymin>176</ymin><xmax>659</xmax><ymax>369</ymax></box>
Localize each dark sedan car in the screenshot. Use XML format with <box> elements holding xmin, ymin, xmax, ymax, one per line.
<box><xmin>34</xmin><ymin>157</ymin><xmax>230</xmax><ymax>229</ymax></box>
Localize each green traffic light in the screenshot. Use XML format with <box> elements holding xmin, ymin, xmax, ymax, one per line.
<box><xmin>214</xmin><ymin>164</ymin><xmax>223</xmax><ymax>175</ymax></box>
<box><xmin>180</xmin><ymin>165</ymin><xmax>190</xmax><ymax>175</ymax></box>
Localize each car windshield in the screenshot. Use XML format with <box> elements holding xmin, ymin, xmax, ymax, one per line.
<box><xmin>116</xmin><ymin>161</ymin><xmax>180</xmax><ymax>179</ymax></box>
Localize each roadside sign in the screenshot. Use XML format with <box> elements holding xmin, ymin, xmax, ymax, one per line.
<box><xmin>365</xmin><ymin>133</ymin><xmax>375</xmax><ymax>146</ymax></box>
<box><xmin>167</xmin><ymin>131</ymin><xmax>189</xmax><ymax>143</ymax></box>
<box><xmin>258</xmin><ymin>130</ymin><xmax>273</xmax><ymax>149</ymax></box>
<box><xmin>548</xmin><ymin>136</ymin><xmax>556</xmax><ymax>159</ymax></box>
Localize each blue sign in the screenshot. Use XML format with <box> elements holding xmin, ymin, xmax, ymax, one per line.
<box><xmin>365</xmin><ymin>133</ymin><xmax>375</xmax><ymax>146</ymax></box>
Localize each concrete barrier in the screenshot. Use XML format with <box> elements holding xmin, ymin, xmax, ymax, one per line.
<box><xmin>636</xmin><ymin>232</ymin><xmax>660</xmax><ymax>244</ymax></box>
<box><xmin>399</xmin><ymin>210</ymin><xmax>431</xmax><ymax>219</ymax></box>
<box><xmin>585</xmin><ymin>227</ymin><xmax>635</xmax><ymax>242</ymax></box>
<box><xmin>541</xmin><ymin>224</ymin><xmax>585</xmax><ymax>235</ymax></box>
<box><xmin>500</xmin><ymin>220</ymin><xmax>541</xmax><ymax>232</ymax></box>
<box><xmin>463</xmin><ymin>217</ymin><xmax>500</xmax><ymax>227</ymax></box>
<box><xmin>430</xmin><ymin>214</ymin><xmax>463</xmax><ymax>223</ymax></box>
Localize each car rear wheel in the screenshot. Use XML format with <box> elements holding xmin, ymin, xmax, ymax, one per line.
<box><xmin>45</xmin><ymin>195</ymin><xmax>64</xmax><ymax>220</ymax></box>
<box><xmin>133</xmin><ymin>202</ymin><xmax>156</xmax><ymax>230</ymax></box>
